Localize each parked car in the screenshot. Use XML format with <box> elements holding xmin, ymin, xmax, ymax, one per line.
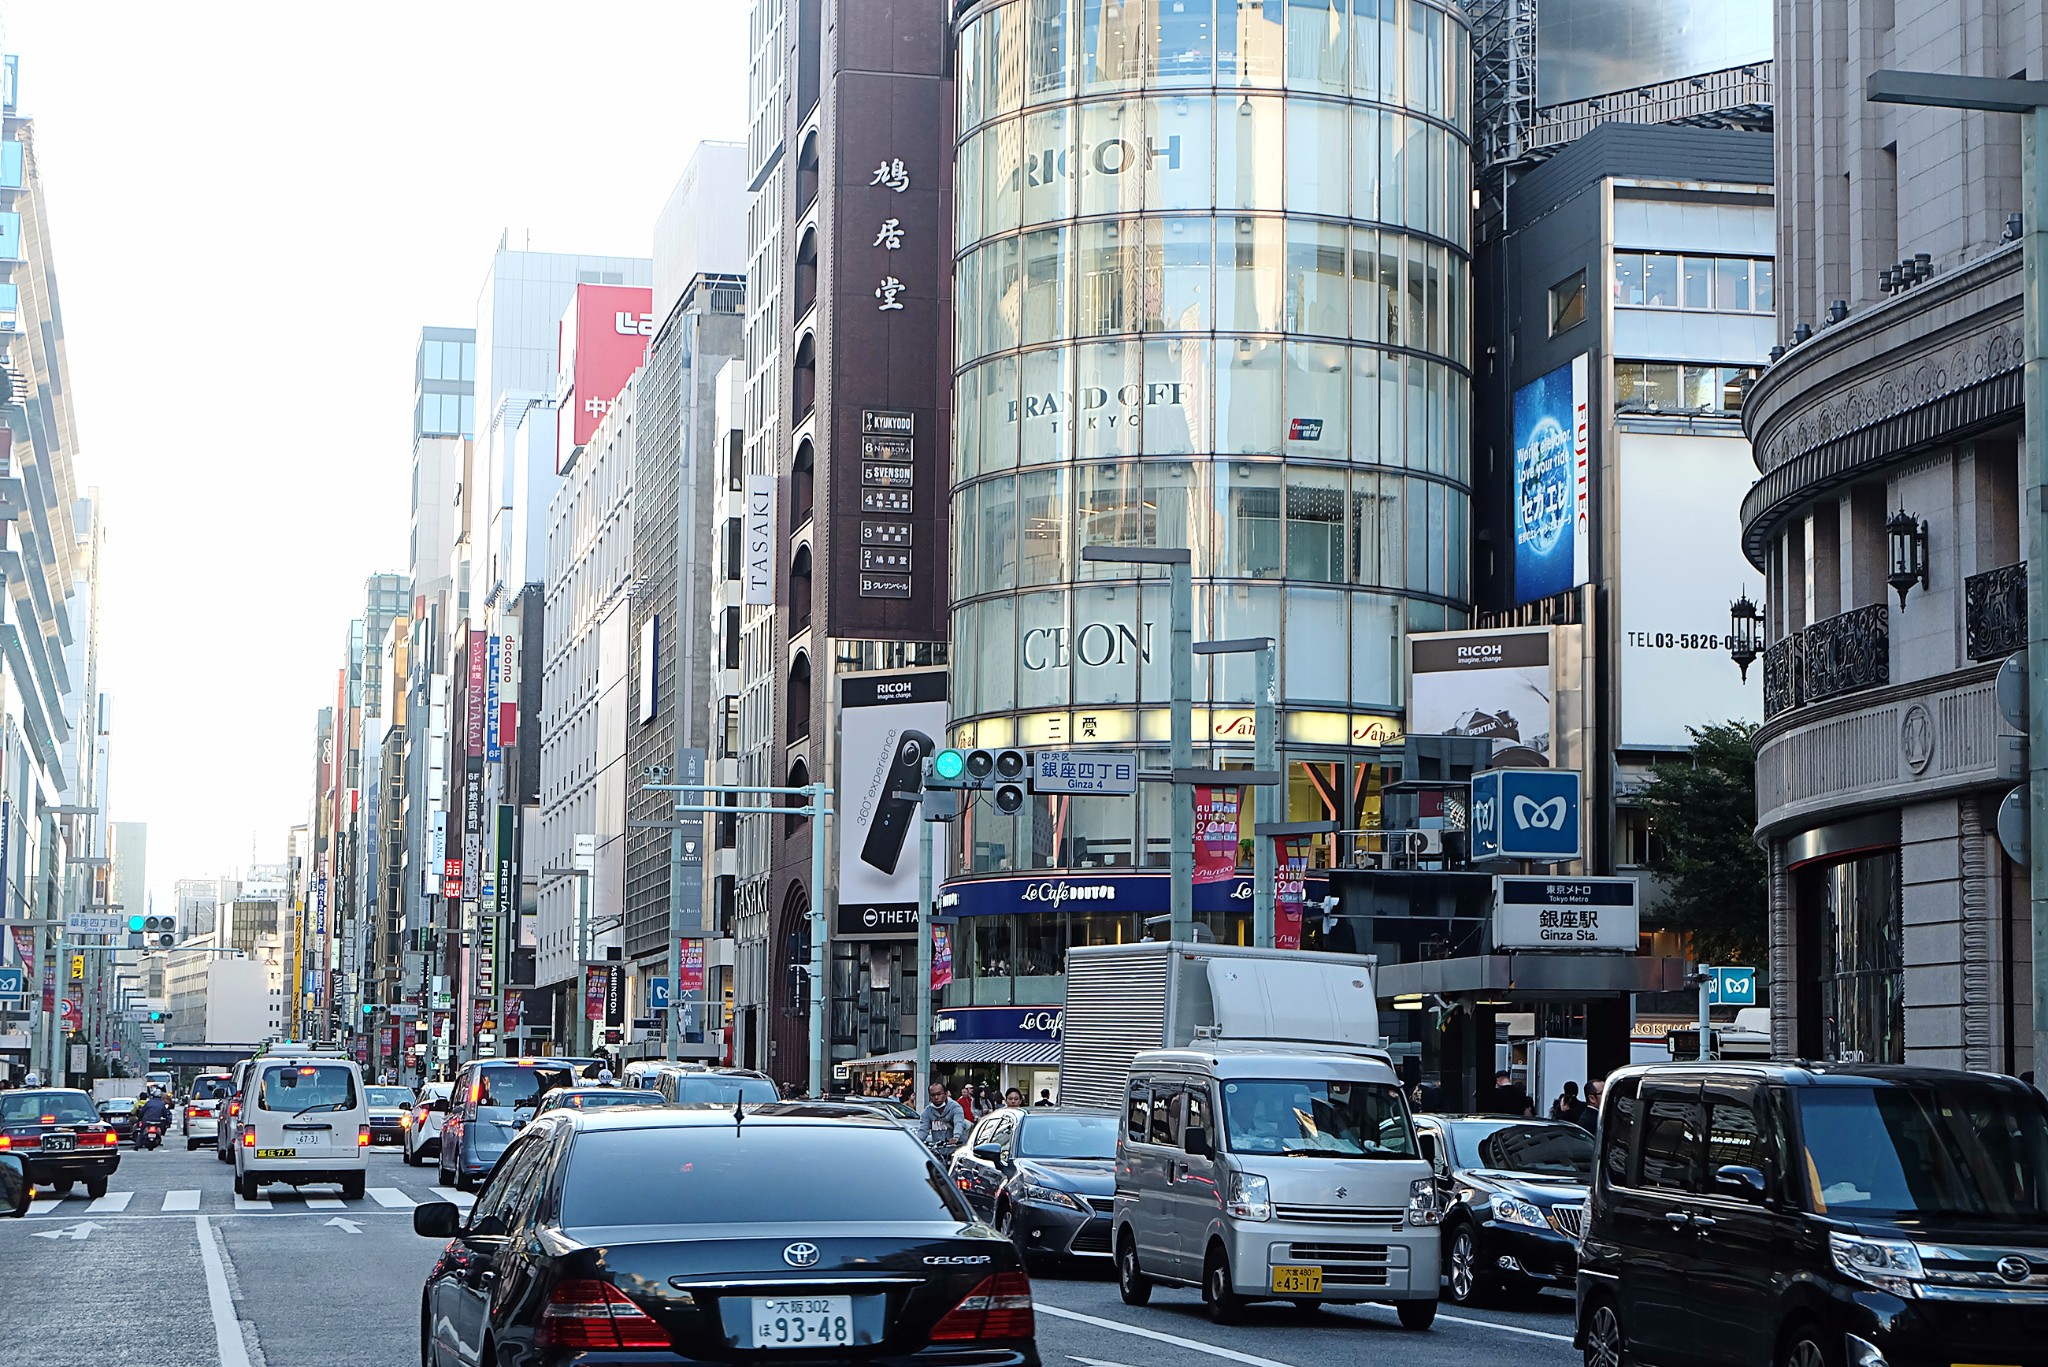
<box><xmin>185</xmin><ymin>1072</ymin><xmax>235</xmax><ymax>1151</ymax></box>
<box><xmin>1577</xmin><ymin>1061</ymin><xmax>2048</xmax><ymax>1367</ymax></box>
<box><xmin>438</xmin><ymin>1058</ymin><xmax>579</xmax><ymax>1190</ymax></box>
<box><xmin>0</xmin><ymin>1088</ymin><xmax>120</xmax><ymax>1197</ymax></box>
<box><xmin>403</xmin><ymin>1081</ymin><xmax>454</xmax><ymax>1166</ymax></box>
<box><xmin>364</xmin><ymin>1086</ymin><xmax>417</xmax><ymax>1146</ymax></box>
<box><xmin>1413</xmin><ymin>1114</ymin><xmax>1592</xmax><ymax>1305</ymax></box>
<box><xmin>95</xmin><ymin>1096</ymin><xmax>139</xmax><ymax>1147</ymax></box>
<box><xmin>950</xmin><ymin>1107</ymin><xmax>1118</xmax><ymax>1264</ymax></box>
<box><xmin>411</xmin><ymin>1103</ymin><xmax>1039</xmax><ymax>1365</ymax></box>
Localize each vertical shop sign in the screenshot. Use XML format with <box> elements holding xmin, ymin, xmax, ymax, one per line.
<box><xmin>466</xmin><ymin>630</ymin><xmax>487</xmax><ymax>766</ymax></box>
<box><xmin>1273</xmin><ymin>836</ymin><xmax>1311</xmax><ymax>951</ymax></box>
<box><xmin>584</xmin><ymin>966</ymin><xmax>608</xmax><ymax>1022</ymax></box>
<box><xmin>931</xmin><ymin>925</ymin><xmax>953</xmax><ymax>991</ymax></box>
<box><xmin>1194</xmin><ymin>786</ymin><xmax>1242</xmax><ymax>884</ymax></box>
<box><xmin>485</xmin><ymin>635</ymin><xmax>502</xmax><ymax>763</ymax></box>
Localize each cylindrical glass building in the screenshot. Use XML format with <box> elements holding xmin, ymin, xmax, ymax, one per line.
<box><xmin>943</xmin><ymin>0</ymin><xmax>1472</xmax><ymax>991</ymax></box>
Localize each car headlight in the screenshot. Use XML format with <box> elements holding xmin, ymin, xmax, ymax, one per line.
<box><xmin>1014</xmin><ymin>1182</ymin><xmax>1088</xmax><ymax>1213</ymax></box>
<box><xmin>1227</xmin><ymin>1173</ymin><xmax>1272</xmax><ymax>1221</ymax></box>
<box><xmin>1492</xmin><ymin>1195</ymin><xmax>1547</xmax><ymax>1229</ymax></box>
<box><xmin>1406</xmin><ymin>1177</ymin><xmax>1443</xmax><ymax>1226</ymax></box>
<box><xmin>1829</xmin><ymin>1232</ymin><xmax>1924</xmax><ymax>1297</ymax></box>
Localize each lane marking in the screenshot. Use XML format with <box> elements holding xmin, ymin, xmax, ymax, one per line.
<box><xmin>368</xmin><ymin>1187</ymin><xmax>416</xmax><ymax>1208</ymax></box>
<box><xmin>163</xmin><ymin>1190</ymin><xmax>201</xmax><ymax>1212</ymax></box>
<box><xmin>304</xmin><ymin>1198</ymin><xmax>345</xmax><ymax>1209</ymax></box>
<box><xmin>195</xmin><ymin>1215</ymin><xmax>254</xmax><ymax>1367</ymax></box>
<box><xmin>88</xmin><ymin>1191</ymin><xmax>133</xmax><ymax>1213</ymax></box>
<box><xmin>1352</xmin><ymin>1303</ymin><xmax>1575</xmax><ymax>1344</ymax></box>
<box><xmin>1035</xmin><ymin>1306</ymin><xmax>1300</xmax><ymax>1367</ymax></box>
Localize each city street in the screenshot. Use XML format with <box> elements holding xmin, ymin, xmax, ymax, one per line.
<box><xmin>0</xmin><ymin>1140</ymin><xmax>1577</xmax><ymax>1367</ymax></box>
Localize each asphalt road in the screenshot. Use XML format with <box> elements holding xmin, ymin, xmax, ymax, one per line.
<box><xmin>0</xmin><ymin>1132</ymin><xmax>1580</xmax><ymax>1367</ymax></box>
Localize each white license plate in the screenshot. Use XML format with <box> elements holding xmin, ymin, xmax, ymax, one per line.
<box><xmin>41</xmin><ymin>1134</ymin><xmax>75</xmax><ymax>1152</ymax></box>
<box><xmin>281</xmin><ymin>1133</ymin><xmax>324</xmax><ymax>1148</ymax></box>
<box><xmin>747</xmin><ymin>1296</ymin><xmax>853</xmax><ymax>1350</ymax></box>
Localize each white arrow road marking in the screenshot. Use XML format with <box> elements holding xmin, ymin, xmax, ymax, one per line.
<box><xmin>196</xmin><ymin>1216</ymin><xmax>253</xmax><ymax>1367</ymax></box>
<box><xmin>29</xmin><ymin>1221</ymin><xmax>102</xmax><ymax>1241</ymax></box>
<box><xmin>162</xmin><ymin>1190</ymin><xmax>201</xmax><ymax>1212</ymax></box>
<box><xmin>305</xmin><ymin>1198</ymin><xmax>345</xmax><ymax>1209</ymax></box>
<box><xmin>324</xmin><ymin>1216</ymin><xmax>364</xmax><ymax>1235</ymax></box>
<box><xmin>367</xmin><ymin>1188</ymin><xmax>416</xmax><ymax>1208</ymax></box>
<box><xmin>87</xmin><ymin>1191</ymin><xmax>132</xmax><ymax>1213</ymax></box>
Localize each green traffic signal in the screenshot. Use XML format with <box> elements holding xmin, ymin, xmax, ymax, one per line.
<box><xmin>932</xmin><ymin>749</ymin><xmax>966</xmax><ymax>781</ymax></box>
<box><xmin>127</xmin><ymin>914</ymin><xmax>144</xmax><ymax>933</ymax></box>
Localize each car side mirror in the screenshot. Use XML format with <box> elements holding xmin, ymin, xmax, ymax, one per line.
<box><xmin>412</xmin><ymin>1201</ymin><xmax>462</xmax><ymax>1239</ymax></box>
<box><xmin>0</xmin><ymin>1154</ymin><xmax>26</xmax><ymax>1218</ymax></box>
<box><xmin>1418</xmin><ymin>1132</ymin><xmax>1439</xmax><ymax>1167</ymax></box>
<box><xmin>1713</xmin><ymin>1164</ymin><xmax>1768</xmax><ymax>1200</ymax></box>
<box><xmin>426</xmin><ymin>1099</ymin><xmax>448</xmax><ymax>1114</ymax></box>
<box><xmin>972</xmin><ymin>1143</ymin><xmax>1004</xmax><ymax>1162</ymax></box>
<box><xmin>1183</xmin><ymin>1125</ymin><xmax>1212</xmax><ymax>1158</ymax></box>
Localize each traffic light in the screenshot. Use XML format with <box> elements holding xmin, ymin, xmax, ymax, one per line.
<box><xmin>143</xmin><ymin>913</ymin><xmax>176</xmax><ymax>948</ymax></box>
<box><xmin>127</xmin><ymin>914</ymin><xmax>144</xmax><ymax>950</ymax></box>
<box><xmin>148</xmin><ymin>1010</ymin><xmax>164</xmax><ymax>1023</ymax></box>
<box><xmin>925</xmin><ymin>747</ymin><xmax>1029</xmax><ymax>812</ymax></box>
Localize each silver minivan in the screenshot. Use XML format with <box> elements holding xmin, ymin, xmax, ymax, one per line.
<box><xmin>1112</xmin><ymin>1043</ymin><xmax>1441</xmax><ymax>1328</ymax></box>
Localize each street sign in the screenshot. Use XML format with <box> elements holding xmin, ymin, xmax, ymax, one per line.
<box><xmin>0</xmin><ymin>966</ymin><xmax>22</xmax><ymax>998</ymax></box>
<box><xmin>59</xmin><ymin>997</ymin><xmax>80</xmax><ymax>1030</ymax></box>
<box><xmin>1031</xmin><ymin>750</ymin><xmax>1137</xmax><ymax>795</ymax></box>
<box><xmin>65</xmin><ymin>911</ymin><xmax>124</xmax><ymax>937</ymax></box>
<box><xmin>1492</xmin><ymin>876</ymin><xmax>1639</xmax><ymax>950</ymax></box>
<box><xmin>2000</xmin><ymin>786</ymin><xmax>2030</xmax><ymax>864</ymax></box>
<box><xmin>1707</xmin><ymin>967</ymin><xmax>1757</xmax><ymax>1006</ymax></box>
<box><xmin>1471</xmin><ymin>769</ymin><xmax>1583</xmax><ymax>862</ymax></box>
<box><xmin>649</xmin><ymin>977</ymin><xmax>669</xmax><ymax>1012</ymax></box>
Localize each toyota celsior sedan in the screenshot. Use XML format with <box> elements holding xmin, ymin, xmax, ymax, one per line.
<box><xmin>412</xmin><ymin>1103</ymin><xmax>1040</xmax><ymax>1366</ymax></box>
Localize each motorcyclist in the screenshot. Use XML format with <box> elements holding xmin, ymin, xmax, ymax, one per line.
<box><xmin>919</xmin><ymin>1081</ymin><xmax>967</xmax><ymax>1155</ymax></box>
<box><xmin>137</xmin><ymin>1089</ymin><xmax>171</xmax><ymax>1145</ymax></box>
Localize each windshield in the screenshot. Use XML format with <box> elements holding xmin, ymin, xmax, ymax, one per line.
<box><xmin>560</xmin><ymin>1125</ymin><xmax>965</xmax><ymax>1226</ymax></box>
<box><xmin>257</xmin><ymin>1065</ymin><xmax>358</xmax><ymax>1112</ymax></box>
<box><xmin>1221</xmin><ymin>1079</ymin><xmax>1415</xmax><ymax>1158</ymax></box>
<box><xmin>366</xmin><ymin>1088</ymin><xmax>415</xmax><ymax>1108</ymax></box>
<box><xmin>672</xmin><ymin>1074</ymin><xmax>778</xmax><ymax>1106</ymax></box>
<box><xmin>473</xmin><ymin>1065</ymin><xmax>572</xmax><ymax>1110</ymax></box>
<box><xmin>1796</xmin><ymin>1084</ymin><xmax>2048</xmax><ymax>1220</ymax></box>
<box><xmin>191</xmin><ymin>1076</ymin><xmax>235</xmax><ymax>1100</ymax></box>
<box><xmin>1</xmin><ymin>1092</ymin><xmax>104</xmax><ymax>1126</ymax></box>
<box><xmin>1448</xmin><ymin>1121</ymin><xmax>1594</xmax><ymax>1179</ymax></box>
<box><xmin>98</xmin><ymin>1098</ymin><xmax>138</xmax><ymax>1115</ymax></box>
<box><xmin>1016</xmin><ymin>1113</ymin><xmax>1118</xmax><ymax>1160</ymax></box>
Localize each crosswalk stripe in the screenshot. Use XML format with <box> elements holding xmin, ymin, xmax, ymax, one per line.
<box><xmin>304</xmin><ymin>1198</ymin><xmax>345</xmax><ymax>1209</ymax></box>
<box><xmin>368</xmin><ymin>1187</ymin><xmax>416</xmax><ymax>1208</ymax></box>
<box><xmin>232</xmin><ymin>1193</ymin><xmax>269</xmax><ymax>1211</ymax></box>
<box><xmin>27</xmin><ymin>1198</ymin><xmax>61</xmax><ymax>1216</ymax></box>
<box><xmin>446</xmin><ymin>1190</ymin><xmax>476</xmax><ymax>1209</ymax></box>
<box><xmin>163</xmin><ymin>1190</ymin><xmax>201</xmax><ymax>1211</ymax></box>
<box><xmin>87</xmin><ymin>1191</ymin><xmax>132</xmax><ymax>1213</ymax></box>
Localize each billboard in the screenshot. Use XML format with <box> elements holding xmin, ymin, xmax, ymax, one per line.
<box><xmin>1536</xmin><ymin>0</ymin><xmax>1772</xmax><ymax>107</ymax></box>
<box><xmin>1409</xmin><ymin>628</ymin><xmax>1554</xmax><ymax>760</ymax></box>
<box><xmin>835</xmin><ymin>670</ymin><xmax>948</xmax><ymax>940</ymax></box>
<box><xmin>556</xmin><ymin>283</ymin><xmax>654</xmax><ymax>462</ymax></box>
<box><xmin>1617</xmin><ymin>430</ymin><xmax>1764</xmax><ymax>746</ymax></box>
<box><xmin>1512</xmin><ymin>356</ymin><xmax>1590</xmax><ymax>605</ymax></box>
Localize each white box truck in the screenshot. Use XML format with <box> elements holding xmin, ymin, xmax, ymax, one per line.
<box><xmin>1058</xmin><ymin>941</ymin><xmax>1382</xmax><ymax>1110</ymax></box>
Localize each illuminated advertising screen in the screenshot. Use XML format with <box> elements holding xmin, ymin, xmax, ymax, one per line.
<box><xmin>1512</xmin><ymin>356</ymin><xmax>1589</xmax><ymax>605</ymax></box>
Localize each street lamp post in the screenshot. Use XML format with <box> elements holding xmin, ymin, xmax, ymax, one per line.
<box><xmin>1080</xmin><ymin>547</ymin><xmax>1194</xmax><ymax>940</ymax></box>
<box><xmin>1865</xmin><ymin>69</ymin><xmax>2048</xmax><ymax>1072</ymax></box>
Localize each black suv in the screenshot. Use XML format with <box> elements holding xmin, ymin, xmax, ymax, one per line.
<box><xmin>1576</xmin><ymin>1061</ymin><xmax>2048</xmax><ymax>1367</ymax></box>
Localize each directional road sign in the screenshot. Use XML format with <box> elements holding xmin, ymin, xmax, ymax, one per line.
<box><xmin>1707</xmin><ymin>967</ymin><xmax>1757</xmax><ymax>1006</ymax></box>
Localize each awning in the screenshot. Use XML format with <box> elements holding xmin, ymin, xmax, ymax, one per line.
<box><xmin>844</xmin><ymin>1040</ymin><xmax>1062</xmax><ymax>1070</ymax></box>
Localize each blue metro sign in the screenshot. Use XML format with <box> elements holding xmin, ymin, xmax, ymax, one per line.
<box><xmin>1471</xmin><ymin>768</ymin><xmax>1583</xmax><ymax>863</ymax></box>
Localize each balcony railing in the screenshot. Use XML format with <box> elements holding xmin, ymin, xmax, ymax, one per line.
<box><xmin>1803</xmin><ymin>602</ymin><xmax>1891</xmax><ymax>705</ymax></box>
<box><xmin>1762</xmin><ymin>602</ymin><xmax>1891</xmax><ymax>720</ymax></box>
<box><xmin>1965</xmin><ymin>560</ymin><xmax>2026</xmax><ymax>662</ymax></box>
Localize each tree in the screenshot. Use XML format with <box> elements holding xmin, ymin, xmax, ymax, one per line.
<box><xmin>1636</xmin><ymin>720</ymin><xmax>1766</xmax><ymax>965</ymax></box>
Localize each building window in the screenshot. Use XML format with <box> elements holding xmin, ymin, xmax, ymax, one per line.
<box><xmin>1614</xmin><ymin>253</ymin><xmax>1775</xmax><ymax>313</ymax></box>
<box><xmin>1614</xmin><ymin>362</ymin><xmax>1759</xmax><ymax>415</ymax></box>
<box><xmin>1548</xmin><ymin>268</ymin><xmax>1587</xmax><ymax>335</ymax></box>
<box><xmin>1616</xmin><ymin>808</ymin><xmax>1662</xmax><ymax>868</ymax></box>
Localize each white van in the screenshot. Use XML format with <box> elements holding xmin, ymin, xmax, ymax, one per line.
<box><xmin>1113</xmin><ymin>1043</ymin><xmax>1441</xmax><ymax>1328</ymax></box>
<box><xmin>232</xmin><ymin>1046</ymin><xmax>368</xmax><ymax>1200</ymax></box>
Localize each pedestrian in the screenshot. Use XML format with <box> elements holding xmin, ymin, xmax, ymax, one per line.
<box><xmin>957</xmin><ymin>1085</ymin><xmax>976</xmax><ymax>1124</ymax></box>
<box><xmin>1579</xmin><ymin>1078</ymin><xmax>1604</xmax><ymax>1132</ymax></box>
<box><xmin>1034</xmin><ymin>1088</ymin><xmax>1054</xmax><ymax>1106</ymax></box>
<box><xmin>1550</xmin><ymin>1080</ymin><xmax>1586</xmax><ymax>1125</ymax></box>
<box><xmin>1490</xmin><ymin>1069</ymin><xmax>1534</xmax><ymax>1117</ymax></box>
<box><xmin>1004</xmin><ymin>1086</ymin><xmax>1025</xmax><ymax>1109</ymax></box>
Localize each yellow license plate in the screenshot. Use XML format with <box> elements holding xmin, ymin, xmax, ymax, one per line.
<box><xmin>255</xmin><ymin>1147</ymin><xmax>296</xmax><ymax>1159</ymax></box>
<box><xmin>1271</xmin><ymin>1265</ymin><xmax>1323</xmax><ymax>1294</ymax></box>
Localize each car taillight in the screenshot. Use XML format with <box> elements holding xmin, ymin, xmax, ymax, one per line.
<box><xmin>99</xmin><ymin>1131</ymin><xmax>118</xmax><ymax>1146</ymax></box>
<box><xmin>537</xmin><ymin>1280</ymin><xmax>669</xmax><ymax>1350</ymax></box>
<box><xmin>358</xmin><ymin>1126</ymin><xmax>371</xmax><ymax>1147</ymax></box>
<box><xmin>929</xmin><ymin>1271</ymin><xmax>1034</xmax><ymax>1342</ymax></box>
<box><xmin>229</xmin><ymin>1101</ymin><xmax>240</xmax><ymax>1117</ymax></box>
<box><xmin>241</xmin><ymin>1126</ymin><xmax>255</xmax><ymax>1147</ymax></box>
<box><xmin>398</xmin><ymin>1113</ymin><xmax>410</xmax><ymax>1129</ymax></box>
<box><xmin>0</xmin><ymin>1135</ymin><xmax>11</xmax><ymax>1149</ymax></box>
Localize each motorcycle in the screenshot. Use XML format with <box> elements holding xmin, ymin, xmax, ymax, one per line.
<box><xmin>137</xmin><ymin>1120</ymin><xmax>165</xmax><ymax>1151</ymax></box>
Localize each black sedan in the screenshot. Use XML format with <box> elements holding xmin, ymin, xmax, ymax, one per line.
<box><xmin>949</xmin><ymin>1108</ymin><xmax>1117</xmax><ymax>1263</ymax></box>
<box><xmin>0</xmin><ymin>1088</ymin><xmax>121</xmax><ymax>1198</ymax></box>
<box><xmin>413</xmin><ymin>1102</ymin><xmax>1039</xmax><ymax>1366</ymax></box>
<box><xmin>95</xmin><ymin>1097</ymin><xmax>139</xmax><ymax>1146</ymax></box>
<box><xmin>1414</xmin><ymin>1114</ymin><xmax>1591</xmax><ymax>1306</ymax></box>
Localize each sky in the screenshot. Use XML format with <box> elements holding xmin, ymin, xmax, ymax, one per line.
<box><xmin>0</xmin><ymin>1</ymin><xmax>749</xmax><ymax>913</ymax></box>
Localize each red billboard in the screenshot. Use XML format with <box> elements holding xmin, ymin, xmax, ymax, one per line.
<box><xmin>557</xmin><ymin>283</ymin><xmax>653</xmax><ymax>463</ymax></box>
